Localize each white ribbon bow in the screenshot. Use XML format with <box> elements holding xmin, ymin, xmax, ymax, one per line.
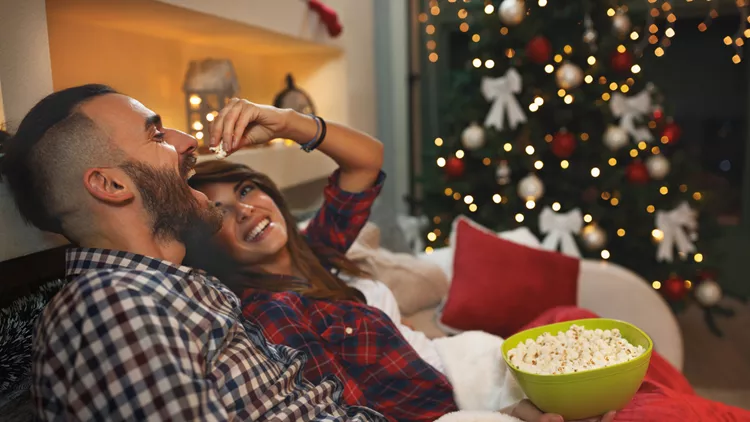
<box><xmin>539</xmin><ymin>207</ymin><xmax>582</xmax><ymax>258</ymax></box>
<box><xmin>610</xmin><ymin>90</ymin><xmax>654</xmax><ymax>142</ymax></box>
<box><xmin>481</xmin><ymin>68</ymin><xmax>527</xmax><ymax>131</ymax></box>
<box><xmin>655</xmin><ymin>202</ymin><xmax>698</xmax><ymax>262</ymax></box>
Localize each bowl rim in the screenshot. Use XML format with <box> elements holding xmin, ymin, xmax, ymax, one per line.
<box><xmin>502</xmin><ymin>318</ymin><xmax>654</xmax><ymax>380</ymax></box>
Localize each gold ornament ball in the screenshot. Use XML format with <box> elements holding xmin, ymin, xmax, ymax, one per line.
<box><xmin>604</xmin><ymin>125</ymin><xmax>629</xmax><ymax>151</ymax></box>
<box><xmin>499</xmin><ymin>0</ymin><xmax>526</xmax><ymax>26</ymax></box>
<box><xmin>646</xmin><ymin>155</ymin><xmax>671</xmax><ymax>180</ymax></box>
<box><xmin>582</xmin><ymin>223</ymin><xmax>607</xmax><ymax>250</ymax></box>
<box><xmin>612</xmin><ymin>13</ymin><xmax>632</xmax><ymax>36</ymax></box>
<box><xmin>517</xmin><ymin>173</ymin><xmax>544</xmax><ymax>201</ymax></box>
<box><xmin>555</xmin><ymin>62</ymin><xmax>584</xmax><ymax>90</ymax></box>
<box><xmin>461</xmin><ymin>122</ymin><xmax>486</xmax><ymax>150</ymax></box>
<box><xmin>695</xmin><ymin>279</ymin><xmax>722</xmax><ymax>307</ymax></box>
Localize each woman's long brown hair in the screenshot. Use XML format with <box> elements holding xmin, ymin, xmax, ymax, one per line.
<box><xmin>185</xmin><ymin>159</ymin><xmax>366</xmax><ymax>303</ymax></box>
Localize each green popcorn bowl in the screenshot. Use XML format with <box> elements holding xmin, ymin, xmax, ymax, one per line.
<box><xmin>501</xmin><ymin>318</ymin><xmax>652</xmax><ymax>420</ymax></box>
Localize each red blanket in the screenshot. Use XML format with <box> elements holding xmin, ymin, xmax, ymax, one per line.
<box><xmin>522</xmin><ymin>307</ymin><xmax>750</xmax><ymax>422</ymax></box>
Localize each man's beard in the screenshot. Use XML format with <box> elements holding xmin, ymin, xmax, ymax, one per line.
<box><xmin>121</xmin><ymin>161</ymin><xmax>222</xmax><ymax>245</ymax></box>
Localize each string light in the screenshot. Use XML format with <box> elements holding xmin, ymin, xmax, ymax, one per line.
<box><xmin>552</xmin><ymin>202</ymin><xmax>561</xmax><ymax>211</ymax></box>
<box><xmin>425</xmin><ymin>246</ymin><xmax>434</xmax><ymax>254</ymax></box>
<box><xmin>482</xmin><ymin>157</ymin><xmax>491</xmax><ymax>165</ymax></box>
<box><xmin>611</xmin><ymin>198</ymin><xmax>619</xmax><ymax>206</ymax></box>
<box><xmin>602</xmin><ymin>93</ymin><xmax>611</xmax><ymax>101</ymax></box>
<box><xmin>455</xmin><ymin>150</ymin><xmax>465</xmax><ymax>159</ymax></box>
<box><xmin>459</xmin><ymin>22</ymin><xmax>469</xmax><ymax>32</ymax></box>
<box><xmin>631</xmin><ymin>64</ymin><xmax>642</xmax><ymax>73</ymax></box>
<box><xmin>444</xmin><ymin>187</ymin><xmax>453</xmax><ymax>196</ymax></box>
<box><xmin>563</xmin><ymin>45</ymin><xmax>573</xmax><ymax>54</ymax></box>
<box><xmin>515</xmin><ymin>213</ymin><xmax>525</xmax><ymax>223</ymax></box>
<box><xmin>430</xmin><ymin>5</ymin><xmax>440</xmax><ymax>15</ymax></box>
<box><xmin>538</xmin><ymin>0</ymin><xmax>547</xmax><ymax>6</ymax></box>
<box><xmin>472</xmin><ymin>34</ymin><xmax>480</xmax><ymax>42</ymax></box>
<box><xmin>429</xmin><ymin>53</ymin><xmax>439</xmax><ymax>62</ymax></box>
<box><xmin>652</xmin><ymin>229</ymin><xmax>664</xmax><ymax>241</ymax></box>
<box><xmin>469</xmin><ymin>204</ymin><xmax>478</xmax><ymax>212</ymax></box>
<box><xmin>529</xmin><ymin>104</ymin><xmax>539</xmax><ymax>112</ymax></box>
<box><xmin>660</xmin><ymin>186</ymin><xmax>669</xmax><ymax>195</ymax></box>
<box><xmin>457</xmin><ymin>8</ymin><xmax>468</xmax><ymax>19</ymax></box>
<box><xmin>621</xmin><ymin>85</ymin><xmax>630</xmax><ymax>93</ymax></box>
<box><xmin>587</xmin><ymin>56</ymin><xmax>596</xmax><ymax>65</ymax></box>
<box><xmin>693</xmin><ymin>192</ymin><xmax>703</xmax><ymax>200</ymax></box>
<box><xmin>617</xmin><ymin>228</ymin><xmax>626</xmax><ymax>237</ymax></box>
<box><xmin>485</xmin><ymin>59</ymin><xmax>495</xmax><ymax>69</ymax></box>
<box><xmin>609</xmin><ymin>158</ymin><xmax>617</xmax><ymax>166</ymax></box>
<box><xmin>534</xmin><ymin>160</ymin><xmax>544</xmax><ymax>169</ymax></box>
<box><xmin>591</xmin><ymin>167</ymin><xmax>601</xmax><ymax>177</ymax></box>
<box><xmin>484</xmin><ymin>4</ymin><xmax>495</xmax><ymax>14</ymax></box>
<box><xmin>504</xmin><ymin>143</ymin><xmax>513</xmax><ymax>152</ymax></box>
<box><xmin>464</xmin><ymin>195</ymin><xmax>474</xmax><ymax>204</ymax></box>
<box><xmin>493</xmin><ymin>194</ymin><xmax>502</xmax><ymax>203</ymax></box>
<box><xmin>195</xmin><ymin>132</ymin><xmax>204</xmax><ymax>140</ymax></box>
<box><xmin>638</xmin><ymin>141</ymin><xmax>648</xmax><ymax>150</ymax></box>
<box><xmin>472</xmin><ymin>58</ymin><xmax>482</xmax><ymax>68</ymax></box>
<box><xmin>584</xmin><ymin>75</ymin><xmax>594</xmax><ymax>84</ymax></box>
<box><xmin>584</xmin><ymin>214</ymin><xmax>593</xmax><ymax>223</ymax></box>
<box><xmin>506</xmin><ymin>48</ymin><xmax>516</xmax><ymax>58</ymax></box>
<box><xmin>601</xmin><ymin>250</ymin><xmax>611</xmax><ymax>260</ymax></box>
<box><xmin>694</xmin><ymin>253</ymin><xmax>704</xmax><ymax>263</ymax></box>
<box><xmin>526</xmin><ymin>200</ymin><xmax>536</xmax><ymax>209</ymax></box>
<box><xmin>427</xmin><ymin>232</ymin><xmax>437</xmax><ymax>241</ymax></box>
<box><xmin>631</xmin><ymin>31</ymin><xmax>639</xmax><ymax>40</ymax></box>
<box><xmin>652</xmin><ymin>281</ymin><xmax>662</xmax><ymax>289</ymax></box>
<box><xmin>558</xmin><ymin>89</ymin><xmax>567</xmax><ymax>97</ymax></box>
<box><xmin>607</xmin><ymin>8</ymin><xmax>616</xmax><ymax>17</ymax></box>
<box><xmin>453</xmin><ymin>192</ymin><xmax>461</xmax><ymax>200</ymax></box>
<box><xmin>581</xmin><ymin>133</ymin><xmax>589</xmax><ymax>141</ymax></box>
<box><xmin>564</xmin><ymin>95</ymin><xmax>574</xmax><ymax>104</ymax></box>
<box><xmin>535</xmin><ymin>97</ymin><xmax>544</xmax><ymax>106</ymax></box>
<box><xmin>434</xmin><ymin>137</ymin><xmax>443</xmax><ymax>146</ymax></box>
<box><xmin>554</xmin><ymin>54</ymin><xmax>563</xmax><ymax>63</ymax></box>
<box><xmin>609</xmin><ymin>82</ymin><xmax>619</xmax><ymax>91</ymax></box>
<box><xmin>526</xmin><ymin>145</ymin><xmax>535</xmax><ymax>155</ymax></box>
<box><xmin>560</xmin><ymin>160</ymin><xmax>570</xmax><ymax>169</ymax></box>
<box><xmin>647</xmin><ymin>205</ymin><xmax>656</xmax><ymax>213</ymax></box>
<box><xmin>544</xmin><ymin>64</ymin><xmax>555</xmax><ymax>73</ymax></box>
<box><xmin>630</xmin><ymin>149</ymin><xmax>639</xmax><ymax>157</ymax></box>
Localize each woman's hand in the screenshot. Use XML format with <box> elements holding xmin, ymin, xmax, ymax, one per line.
<box><xmin>502</xmin><ymin>399</ymin><xmax>616</xmax><ymax>422</ymax></box>
<box><xmin>209</xmin><ymin>98</ymin><xmax>289</xmax><ymax>154</ymax></box>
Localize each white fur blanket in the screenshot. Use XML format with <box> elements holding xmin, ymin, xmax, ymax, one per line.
<box><xmin>433</xmin><ymin>331</ymin><xmax>527</xmax><ymax>422</ymax></box>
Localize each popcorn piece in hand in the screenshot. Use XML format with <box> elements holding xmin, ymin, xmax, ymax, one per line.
<box><xmin>507</xmin><ymin>324</ymin><xmax>646</xmax><ymax>375</ymax></box>
<box><xmin>209</xmin><ymin>142</ymin><xmax>227</xmax><ymax>159</ymax></box>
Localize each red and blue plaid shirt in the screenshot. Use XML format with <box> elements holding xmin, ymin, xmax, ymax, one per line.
<box><xmin>240</xmin><ymin>170</ymin><xmax>458</xmax><ymax>422</ymax></box>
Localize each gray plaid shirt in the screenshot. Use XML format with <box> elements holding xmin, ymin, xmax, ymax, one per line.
<box><xmin>31</xmin><ymin>248</ymin><xmax>386</xmax><ymax>421</ymax></box>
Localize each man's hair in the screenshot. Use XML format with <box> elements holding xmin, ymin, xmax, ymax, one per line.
<box><xmin>0</xmin><ymin>84</ymin><xmax>120</xmax><ymax>235</ymax></box>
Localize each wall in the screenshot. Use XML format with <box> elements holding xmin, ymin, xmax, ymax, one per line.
<box><xmin>0</xmin><ymin>0</ymin><xmax>378</xmax><ymax>261</ymax></box>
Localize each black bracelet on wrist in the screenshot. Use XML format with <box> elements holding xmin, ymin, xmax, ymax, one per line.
<box><xmin>300</xmin><ymin>116</ymin><xmax>327</xmax><ymax>152</ymax></box>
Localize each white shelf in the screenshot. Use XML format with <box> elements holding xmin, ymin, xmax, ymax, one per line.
<box><xmin>197</xmin><ymin>144</ymin><xmax>337</xmax><ymax>190</ymax></box>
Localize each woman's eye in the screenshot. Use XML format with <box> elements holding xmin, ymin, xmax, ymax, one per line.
<box><xmin>239</xmin><ymin>185</ymin><xmax>254</xmax><ymax>198</ymax></box>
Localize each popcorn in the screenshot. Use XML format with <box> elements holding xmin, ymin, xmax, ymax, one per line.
<box><xmin>507</xmin><ymin>324</ymin><xmax>645</xmax><ymax>375</ymax></box>
<box><xmin>209</xmin><ymin>142</ymin><xmax>227</xmax><ymax>159</ymax></box>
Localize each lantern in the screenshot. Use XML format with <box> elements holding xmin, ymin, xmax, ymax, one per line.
<box><xmin>182</xmin><ymin>59</ymin><xmax>240</xmax><ymax>151</ymax></box>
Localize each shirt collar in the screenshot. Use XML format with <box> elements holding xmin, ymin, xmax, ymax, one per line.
<box><xmin>65</xmin><ymin>247</ymin><xmax>198</xmax><ymax>278</ymax></box>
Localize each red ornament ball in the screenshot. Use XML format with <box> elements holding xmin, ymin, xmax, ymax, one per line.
<box><xmin>660</xmin><ymin>122</ymin><xmax>682</xmax><ymax>145</ymax></box>
<box><xmin>626</xmin><ymin>161</ymin><xmax>649</xmax><ymax>184</ymax></box>
<box><xmin>610</xmin><ymin>50</ymin><xmax>634</xmax><ymax>73</ymax></box>
<box><xmin>526</xmin><ymin>36</ymin><xmax>553</xmax><ymax>65</ymax></box>
<box><xmin>652</xmin><ymin>108</ymin><xmax>664</xmax><ymax>124</ymax></box>
<box><xmin>662</xmin><ymin>275</ymin><xmax>688</xmax><ymax>301</ymax></box>
<box><xmin>444</xmin><ymin>157</ymin><xmax>465</xmax><ymax>178</ymax></box>
<box><xmin>551</xmin><ymin>131</ymin><xmax>577</xmax><ymax>158</ymax></box>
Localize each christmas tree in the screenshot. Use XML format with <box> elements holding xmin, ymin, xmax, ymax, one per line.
<box><xmin>416</xmin><ymin>0</ymin><xmax>743</xmax><ymax>334</ymax></box>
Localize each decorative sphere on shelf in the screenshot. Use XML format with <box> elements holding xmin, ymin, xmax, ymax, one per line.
<box><xmin>695</xmin><ymin>279</ymin><xmax>722</xmax><ymax>307</ymax></box>
<box><xmin>646</xmin><ymin>155</ymin><xmax>671</xmax><ymax>180</ymax></box>
<box><xmin>662</xmin><ymin>275</ymin><xmax>688</xmax><ymax>302</ymax></box>
<box><xmin>526</xmin><ymin>36</ymin><xmax>552</xmax><ymax>64</ymax></box>
<box><xmin>461</xmin><ymin>122</ymin><xmax>486</xmax><ymax>150</ymax></box>
<box><xmin>498</xmin><ymin>0</ymin><xmax>526</xmax><ymax>26</ymax></box>
<box><xmin>444</xmin><ymin>157</ymin><xmax>465</xmax><ymax>178</ymax></box>
<box><xmin>517</xmin><ymin>173</ymin><xmax>544</xmax><ymax>201</ymax></box>
<box><xmin>604</xmin><ymin>125</ymin><xmax>629</xmax><ymax>151</ymax></box>
<box><xmin>555</xmin><ymin>62</ymin><xmax>584</xmax><ymax>90</ymax></box>
<box><xmin>612</xmin><ymin>12</ymin><xmax>632</xmax><ymax>36</ymax></box>
<box><xmin>581</xmin><ymin>223</ymin><xmax>607</xmax><ymax>251</ymax></box>
<box><xmin>551</xmin><ymin>130</ymin><xmax>577</xmax><ymax>158</ymax></box>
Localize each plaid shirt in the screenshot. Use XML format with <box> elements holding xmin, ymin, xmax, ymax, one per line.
<box><xmin>240</xmin><ymin>171</ymin><xmax>458</xmax><ymax>422</ymax></box>
<box><xmin>31</xmin><ymin>248</ymin><xmax>388</xmax><ymax>421</ymax></box>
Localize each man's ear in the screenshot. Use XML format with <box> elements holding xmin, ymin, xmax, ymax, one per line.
<box><xmin>83</xmin><ymin>167</ymin><xmax>135</xmax><ymax>205</ymax></box>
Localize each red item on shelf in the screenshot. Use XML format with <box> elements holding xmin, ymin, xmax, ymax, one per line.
<box><xmin>308</xmin><ymin>0</ymin><xmax>343</xmax><ymax>37</ymax></box>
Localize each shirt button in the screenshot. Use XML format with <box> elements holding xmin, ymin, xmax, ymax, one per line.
<box><xmin>345</xmin><ymin>327</ymin><xmax>354</xmax><ymax>335</ymax></box>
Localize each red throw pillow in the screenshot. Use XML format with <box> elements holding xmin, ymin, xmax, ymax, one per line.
<box><xmin>440</xmin><ymin>217</ymin><xmax>580</xmax><ymax>338</ymax></box>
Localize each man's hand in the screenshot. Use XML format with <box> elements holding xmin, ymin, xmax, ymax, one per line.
<box><xmin>209</xmin><ymin>98</ymin><xmax>289</xmax><ymax>154</ymax></box>
<box><xmin>503</xmin><ymin>399</ymin><xmax>616</xmax><ymax>422</ymax></box>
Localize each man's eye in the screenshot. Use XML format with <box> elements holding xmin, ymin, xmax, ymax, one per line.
<box><xmin>154</xmin><ymin>132</ymin><xmax>166</xmax><ymax>143</ymax></box>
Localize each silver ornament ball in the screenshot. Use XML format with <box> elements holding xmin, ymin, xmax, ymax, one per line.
<box><xmin>583</xmin><ymin>29</ymin><xmax>598</xmax><ymax>45</ymax></box>
<box><xmin>517</xmin><ymin>173</ymin><xmax>544</xmax><ymax>201</ymax></box>
<box><xmin>695</xmin><ymin>279</ymin><xmax>722</xmax><ymax>307</ymax></box>
<box><xmin>581</xmin><ymin>223</ymin><xmax>607</xmax><ymax>250</ymax></box>
<box><xmin>499</xmin><ymin>0</ymin><xmax>526</xmax><ymax>26</ymax></box>
<box><xmin>604</xmin><ymin>125</ymin><xmax>629</xmax><ymax>151</ymax></box>
<box><xmin>496</xmin><ymin>160</ymin><xmax>512</xmax><ymax>185</ymax></box>
<box><xmin>646</xmin><ymin>155</ymin><xmax>671</xmax><ymax>180</ymax></box>
<box><xmin>555</xmin><ymin>62</ymin><xmax>584</xmax><ymax>90</ymax></box>
<box><xmin>461</xmin><ymin>122</ymin><xmax>486</xmax><ymax>150</ymax></box>
<box><xmin>612</xmin><ymin>13</ymin><xmax>632</xmax><ymax>36</ymax></box>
